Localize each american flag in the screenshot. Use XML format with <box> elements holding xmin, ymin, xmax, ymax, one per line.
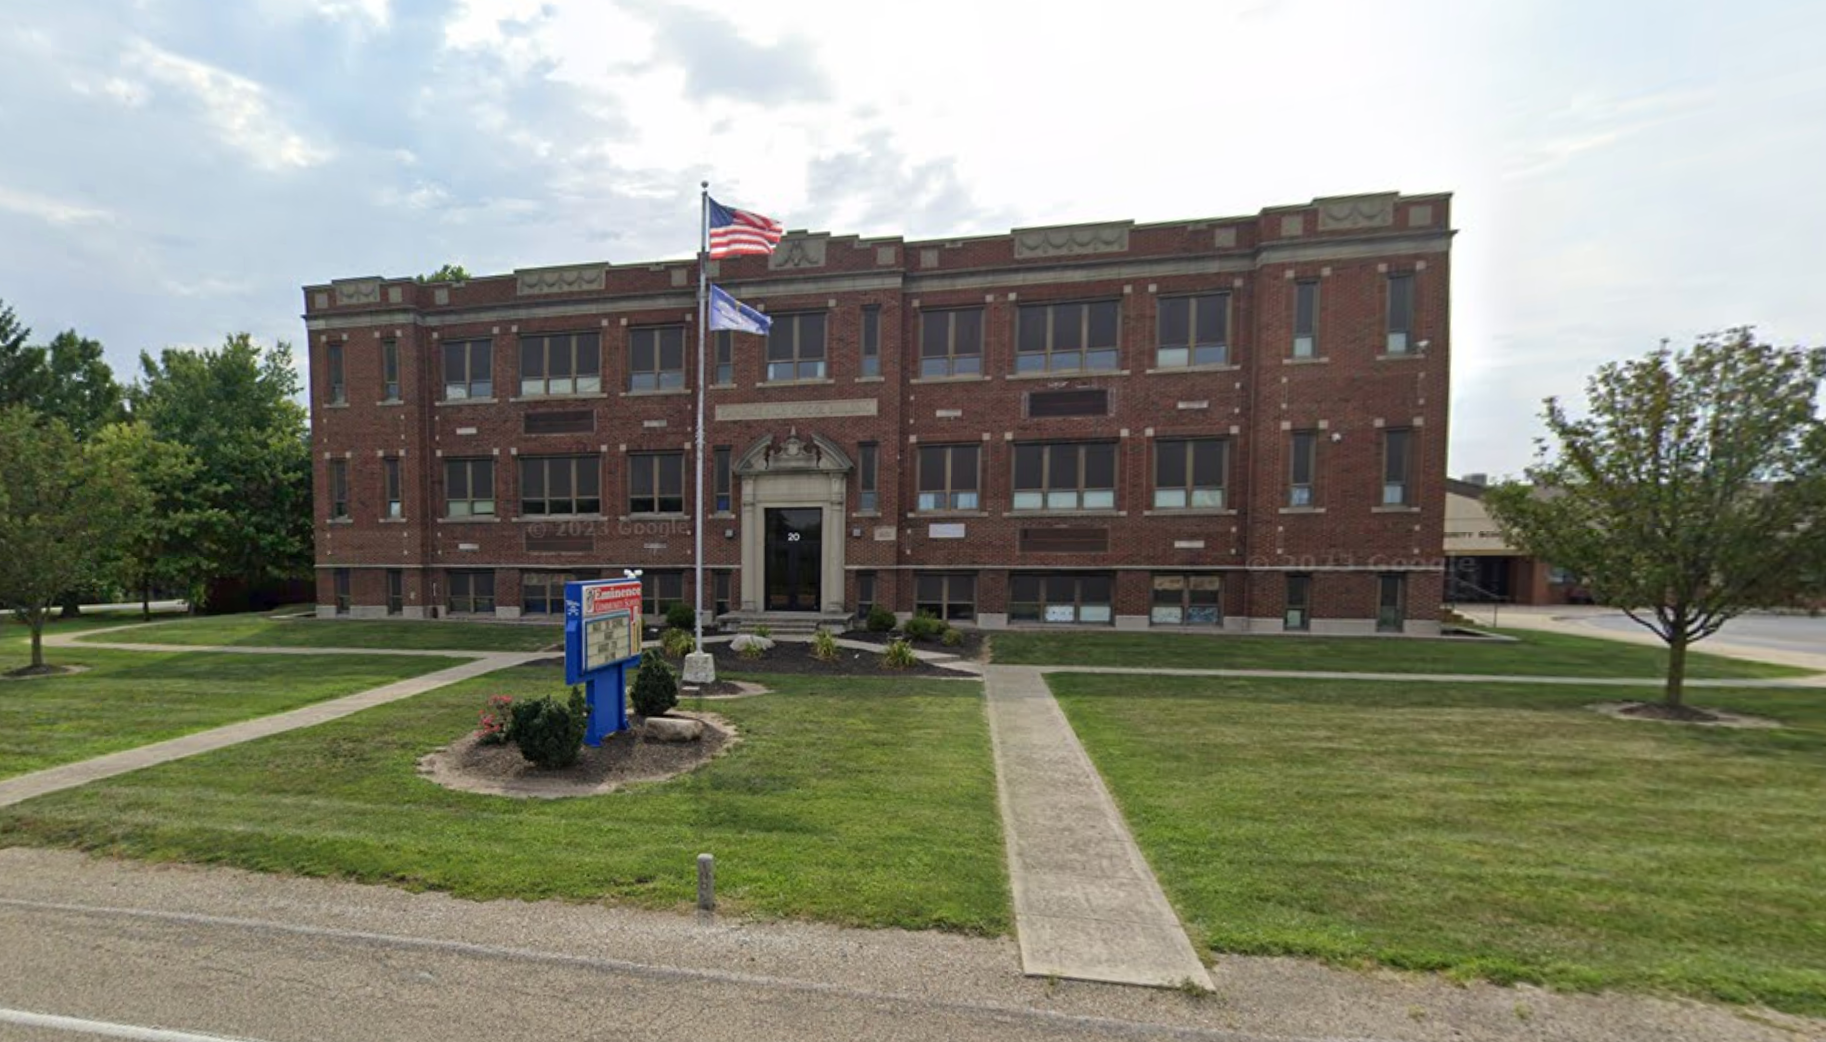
<box><xmin>708</xmin><ymin>197</ymin><xmax>784</xmax><ymax>258</ymax></box>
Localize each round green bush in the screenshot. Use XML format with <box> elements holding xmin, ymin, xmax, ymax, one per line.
<box><xmin>903</xmin><ymin>612</ymin><xmax>945</xmax><ymax>642</ymax></box>
<box><xmin>665</xmin><ymin>601</ymin><xmax>695</xmax><ymax>630</ymax></box>
<box><xmin>941</xmin><ymin>627</ymin><xmax>964</xmax><ymax>647</ymax></box>
<box><xmin>865</xmin><ymin>605</ymin><xmax>897</xmax><ymax>632</ymax></box>
<box><xmin>631</xmin><ymin>649</ymin><xmax>680</xmax><ymax>718</ymax></box>
<box><xmin>509</xmin><ymin>687</ymin><xmax>588</xmax><ymax>769</ymax></box>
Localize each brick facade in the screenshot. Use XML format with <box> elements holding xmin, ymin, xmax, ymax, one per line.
<box><xmin>305</xmin><ymin>191</ymin><xmax>1454</xmax><ymax>634</ymax></box>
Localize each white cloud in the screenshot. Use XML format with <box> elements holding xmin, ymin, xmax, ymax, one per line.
<box><xmin>125</xmin><ymin>40</ymin><xmax>333</xmax><ymax>171</ymax></box>
<box><xmin>0</xmin><ymin>184</ymin><xmax>111</xmax><ymax>225</ymax></box>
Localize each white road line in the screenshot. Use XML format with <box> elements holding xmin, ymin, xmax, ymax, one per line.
<box><xmin>0</xmin><ymin>1007</ymin><xmax>269</xmax><ymax>1042</ymax></box>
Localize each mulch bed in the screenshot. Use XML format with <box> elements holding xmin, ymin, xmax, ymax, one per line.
<box><xmin>417</xmin><ymin>711</ymin><xmax>734</xmax><ymax>799</ymax></box>
<box><xmin>0</xmin><ymin>663</ymin><xmax>87</xmax><ymax>680</ymax></box>
<box><xmin>699</xmin><ymin>640</ymin><xmax>960</xmax><ymax>677</ymax></box>
<box><xmin>1589</xmin><ymin>701</ymin><xmax>1781</xmax><ymax>729</ymax></box>
<box><xmin>840</xmin><ymin>628</ymin><xmax>987</xmax><ymax>658</ymax></box>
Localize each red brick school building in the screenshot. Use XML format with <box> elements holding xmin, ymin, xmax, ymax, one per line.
<box><xmin>305</xmin><ymin>190</ymin><xmax>1453</xmax><ymax>634</ymax></box>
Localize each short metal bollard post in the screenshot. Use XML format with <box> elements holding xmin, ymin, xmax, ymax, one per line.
<box><xmin>696</xmin><ymin>853</ymin><xmax>715</xmax><ymax>912</ymax></box>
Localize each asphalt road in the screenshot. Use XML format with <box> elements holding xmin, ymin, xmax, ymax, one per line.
<box><xmin>1581</xmin><ymin>611</ymin><xmax>1826</xmax><ymax>656</ymax></box>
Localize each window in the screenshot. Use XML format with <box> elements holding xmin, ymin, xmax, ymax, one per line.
<box><xmin>915</xmin><ymin>573</ymin><xmax>975</xmax><ymax>621</ymax></box>
<box><xmin>1386</xmin><ymin>274</ymin><xmax>1414</xmax><ymax>354</ymax></box>
<box><xmin>629</xmin><ymin>452</ymin><xmax>685</xmax><ymax>514</ymax></box>
<box><xmin>1151</xmin><ymin>574</ymin><xmax>1222</xmax><ymax>626</ymax></box>
<box><xmin>858</xmin><ymin>442</ymin><xmax>878</xmax><ymax>512</ymax></box>
<box><xmin>916</xmin><ymin>444</ymin><xmax>979</xmax><ymax>512</ymax></box>
<box><xmin>1293</xmin><ymin>280</ymin><xmax>1318</xmax><ymax>358</ymax></box>
<box><xmin>444</xmin><ymin>458</ymin><xmax>495</xmax><ymax>518</ymax></box>
<box><xmin>326</xmin><ymin>343</ymin><xmax>346</xmax><ymax>404</ymax></box>
<box><xmin>1284</xmin><ymin>574</ymin><xmax>1311</xmax><ymax>631</ymax></box>
<box><xmin>448</xmin><ymin>570</ymin><xmax>496</xmax><ymax>614</ymax></box>
<box><xmin>856</xmin><ymin>571</ymin><xmax>877</xmax><ymax>615</ymax></box>
<box><xmin>1157</xmin><ymin>294</ymin><xmax>1229</xmax><ymax>367</ymax></box>
<box><xmin>1289</xmin><ymin>430</ymin><xmax>1317</xmax><ymax>507</ymax></box>
<box><xmin>713</xmin><ymin>571</ymin><xmax>731</xmax><ymax>616</ymax></box>
<box><xmin>765</xmin><ymin>313</ymin><xmax>827</xmax><ymax>382</ymax></box>
<box><xmin>860</xmin><ymin>306</ymin><xmax>881</xmax><ymax>378</ymax></box>
<box><xmin>522</xmin><ymin>571</ymin><xmax>596</xmax><ymax>615</ymax></box>
<box><xmin>1010</xmin><ymin>573</ymin><xmax>1113</xmax><ymax>624</ymax></box>
<box><xmin>386</xmin><ymin>569</ymin><xmax>403</xmax><ymax>616</ymax></box>
<box><xmin>520</xmin><ymin>455</ymin><xmax>601</xmax><ymax>516</ymax></box>
<box><xmin>520</xmin><ymin>332</ymin><xmax>601</xmax><ymax>397</ymax></box>
<box><xmin>1013</xmin><ymin>442</ymin><xmax>1116</xmax><ymax>511</ymax></box>
<box><xmin>1016</xmin><ymin>301</ymin><xmax>1119</xmax><ymax>374</ymax></box>
<box><xmin>641</xmin><ymin>570</ymin><xmax>685</xmax><ymax>617</ymax></box>
<box><xmin>328</xmin><ymin>460</ymin><xmax>349</xmax><ymax>519</ymax></box>
<box><xmin>442</xmin><ymin>339</ymin><xmax>493</xmax><ymax>400</ymax></box>
<box><xmin>333</xmin><ymin>568</ymin><xmax>350</xmax><ymax>615</ymax></box>
<box><xmin>713</xmin><ymin>331</ymin><xmax>735</xmax><ymax>386</ymax></box>
<box><xmin>919</xmin><ymin>308</ymin><xmax>983</xmax><ymax>378</ymax></box>
<box><xmin>713</xmin><ymin>446</ymin><xmax>732</xmax><ymax>513</ymax></box>
<box><xmin>1154</xmin><ymin>438</ymin><xmax>1227</xmax><ymax>509</ymax></box>
<box><xmin>383</xmin><ymin>457</ymin><xmax>401</xmax><ymax>519</ymax></box>
<box><xmin>1382</xmin><ymin>428</ymin><xmax>1413</xmax><ymax>506</ymax></box>
<box><xmin>1378</xmin><ymin>574</ymin><xmax>1406</xmax><ymax>633</ymax></box>
<box><xmin>381</xmin><ymin>339</ymin><xmax>400</xmax><ymax>401</ymax></box>
<box><xmin>627</xmin><ymin>327</ymin><xmax>683</xmax><ymax>392</ymax></box>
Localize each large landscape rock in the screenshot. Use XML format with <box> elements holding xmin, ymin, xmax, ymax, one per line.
<box><xmin>644</xmin><ymin>715</ymin><xmax>705</xmax><ymax>743</ymax></box>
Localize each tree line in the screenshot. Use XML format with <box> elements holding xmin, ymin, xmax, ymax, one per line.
<box><xmin>0</xmin><ymin>297</ymin><xmax>311</xmax><ymax>670</ymax></box>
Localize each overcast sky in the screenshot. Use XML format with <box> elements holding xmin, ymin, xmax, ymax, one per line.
<box><xmin>1</xmin><ymin>0</ymin><xmax>1822</xmax><ymax>476</ymax></box>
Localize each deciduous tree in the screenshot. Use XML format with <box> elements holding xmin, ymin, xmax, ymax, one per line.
<box><xmin>90</xmin><ymin>421</ymin><xmax>222</xmax><ymax>619</ymax></box>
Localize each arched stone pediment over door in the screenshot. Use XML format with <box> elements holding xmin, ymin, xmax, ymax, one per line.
<box><xmin>733</xmin><ymin>431</ymin><xmax>853</xmax><ymax>613</ymax></box>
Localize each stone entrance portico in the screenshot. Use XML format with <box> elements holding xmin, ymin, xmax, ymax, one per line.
<box><xmin>732</xmin><ymin>431</ymin><xmax>851</xmax><ymax>616</ymax></box>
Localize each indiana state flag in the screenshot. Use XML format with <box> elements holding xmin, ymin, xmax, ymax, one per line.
<box><xmin>709</xmin><ymin>284</ymin><xmax>771</xmax><ymax>336</ymax></box>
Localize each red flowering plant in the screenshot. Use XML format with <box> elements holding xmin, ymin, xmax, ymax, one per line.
<box><xmin>476</xmin><ymin>694</ymin><xmax>515</xmax><ymax>745</ymax></box>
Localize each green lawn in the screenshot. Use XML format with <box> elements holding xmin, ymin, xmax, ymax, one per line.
<box><xmin>77</xmin><ymin>613</ymin><xmax>562</xmax><ymax>653</ymax></box>
<box><xmin>0</xmin><ymin>646</ymin><xmax>467</xmax><ymax>779</ymax></box>
<box><xmin>0</xmin><ymin>668</ymin><xmax>1008</xmax><ymax>934</ymax></box>
<box><xmin>990</xmin><ymin>627</ymin><xmax>1809</xmax><ymax>679</ymax></box>
<box><xmin>1051</xmin><ymin>673</ymin><xmax>1826</xmax><ymax>1014</ymax></box>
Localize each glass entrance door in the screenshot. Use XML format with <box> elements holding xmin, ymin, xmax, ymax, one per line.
<box><xmin>765</xmin><ymin>508</ymin><xmax>822</xmax><ymax>611</ymax></box>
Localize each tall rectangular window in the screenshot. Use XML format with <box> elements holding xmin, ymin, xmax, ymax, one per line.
<box><xmin>381</xmin><ymin>339</ymin><xmax>399</xmax><ymax>401</ymax></box>
<box><xmin>713</xmin><ymin>570</ymin><xmax>731</xmax><ymax>616</ymax></box>
<box><xmin>914</xmin><ymin>573</ymin><xmax>975</xmax><ymax>621</ymax></box>
<box><xmin>443</xmin><ymin>458</ymin><xmax>495</xmax><ymax>518</ymax></box>
<box><xmin>713</xmin><ymin>446</ymin><xmax>732</xmax><ymax>513</ymax></box>
<box><xmin>1284</xmin><ymin>574</ymin><xmax>1312</xmax><ymax>631</ymax></box>
<box><xmin>858</xmin><ymin>442</ymin><xmax>878</xmax><ymax>512</ymax></box>
<box><xmin>1382</xmin><ymin>428</ymin><xmax>1413</xmax><ymax>506</ymax></box>
<box><xmin>1016</xmin><ymin>301</ymin><xmax>1119</xmax><ymax>374</ymax></box>
<box><xmin>641</xmin><ymin>571</ymin><xmax>685</xmax><ymax>616</ymax></box>
<box><xmin>1013</xmin><ymin>442</ymin><xmax>1116</xmax><ymax>511</ymax></box>
<box><xmin>1151</xmin><ymin>574</ymin><xmax>1222</xmax><ymax>626</ymax></box>
<box><xmin>448</xmin><ymin>570</ymin><xmax>496</xmax><ymax>614</ymax></box>
<box><xmin>765</xmin><ymin>313</ymin><xmax>827</xmax><ymax>382</ymax></box>
<box><xmin>1009</xmin><ymin>574</ymin><xmax>1114</xmax><ymax>624</ymax></box>
<box><xmin>860</xmin><ymin>306</ymin><xmax>881</xmax><ymax>378</ymax></box>
<box><xmin>328</xmin><ymin>460</ymin><xmax>349</xmax><ymax>519</ymax></box>
<box><xmin>520</xmin><ymin>332</ymin><xmax>601</xmax><ymax>397</ymax></box>
<box><xmin>1378</xmin><ymin>573</ymin><xmax>1406</xmax><ymax>633</ymax></box>
<box><xmin>520</xmin><ymin>455</ymin><xmax>602</xmax><ymax>516</ymax></box>
<box><xmin>386</xmin><ymin>569</ymin><xmax>403</xmax><ymax>615</ymax></box>
<box><xmin>1289</xmin><ymin>431</ymin><xmax>1317</xmax><ymax>507</ymax></box>
<box><xmin>627</xmin><ymin>327</ymin><xmax>684</xmax><ymax>392</ymax></box>
<box><xmin>383</xmin><ymin>457</ymin><xmax>401</xmax><ymax>518</ymax></box>
<box><xmin>856</xmin><ymin>571</ymin><xmax>877</xmax><ymax>615</ymax></box>
<box><xmin>333</xmin><ymin>568</ymin><xmax>350</xmax><ymax>614</ymax></box>
<box><xmin>1386</xmin><ymin>274</ymin><xmax>1414</xmax><ymax>355</ymax></box>
<box><xmin>1154</xmin><ymin>438</ymin><xmax>1228</xmax><ymax>509</ymax></box>
<box><xmin>919</xmin><ymin>308</ymin><xmax>984</xmax><ymax>378</ymax></box>
<box><xmin>441</xmin><ymin>339</ymin><xmax>493</xmax><ymax>399</ymax></box>
<box><xmin>713</xmin><ymin>331</ymin><xmax>735</xmax><ymax>386</ymax></box>
<box><xmin>326</xmin><ymin>344</ymin><xmax>346</xmax><ymax>404</ymax></box>
<box><xmin>916</xmin><ymin>444</ymin><xmax>979</xmax><ymax>512</ymax></box>
<box><xmin>1293</xmin><ymin>280</ymin><xmax>1318</xmax><ymax>358</ymax></box>
<box><xmin>1156</xmin><ymin>294</ymin><xmax>1229</xmax><ymax>368</ymax></box>
<box><xmin>629</xmin><ymin>452</ymin><xmax>685</xmax><ymax>514</ymax></box>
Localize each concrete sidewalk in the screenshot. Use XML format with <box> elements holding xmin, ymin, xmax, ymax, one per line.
<box><xmin>1457</xmin><ymin>605</ymin><xmax>1826</xmax><ymax>676</ymax></box>
<box><xmin>983</xmin><ymin>665</ymin><xmax>1211</xmax><ymax>990</ymax></box>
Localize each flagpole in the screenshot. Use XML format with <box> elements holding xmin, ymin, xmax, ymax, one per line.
<box><xmin>692</xmin><ymin>180</ymin><xmax>711</xmax><ymax>681</ymax></box>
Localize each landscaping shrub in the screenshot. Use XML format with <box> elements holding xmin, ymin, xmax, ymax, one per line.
<box><xmin>752</xmin><ymin>623</ymin><xmax>773</xmax><ymax>639</ymax></box>
<box><xmin>475</xmin><ymin>694</ymin><xmax>514</xmax><ymax>745</ymax></box>
<box><xmin>882</xmin><ymin>639</ymin><xmax>917</xmax><ymax>670</ymax></box>
<box><xmin>631</xmin><ymin>649</ymin><xmax>680</xmax><ymax>718</ymax></box>
<box><xmin>661</xmin><ymin>627</ymin><xmax>695</xmax><ymax>659</ymax></box>
<box><xmin>664</xmin><ymin>601</ymin><xmax>695</xmax><ymax>630</ymax></box>
<box><xmin>865</xmin><ymin>605</ymin><xmax>897</xmax><ymax>632</ymax></box>
<box><xmin>732</xmin><ymin>634</ymin><xmax>773</xmax><ymax>659</ymax></box>
<box><xmin>509</xmin><ymin>687</ymin><xmax>588</xmax><ymax>769</ymax></box>
<box><xmin>811</xmin><ymin>629</ymin><xmax>839</xmax><ymax>662</ymax></box>
<box><xmin>941</xmin><ymin>627</ymin><xmax>964</xmax><ymax>648</ymax></box>
<box><xmin>903</xmin><ymin>612</ymin><xmax>945</xmax><ymax>642</ymax></box>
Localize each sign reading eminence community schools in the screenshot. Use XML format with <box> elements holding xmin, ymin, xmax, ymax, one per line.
<box><xmin>564</xmin><ymin>577</ymin><xmax>644</xmax><ymax>744</ymax></box>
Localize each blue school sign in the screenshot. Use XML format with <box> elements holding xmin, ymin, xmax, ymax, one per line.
<box><xmin>564</xmin><ymin>578</ymin><xmax>644</xmax><ymax>746</ymax></box>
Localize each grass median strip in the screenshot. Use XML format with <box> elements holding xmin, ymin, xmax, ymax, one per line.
<box><xmin>0</xmin><ymin>646</ymin><xmax>469</xmax><ymax>779</ymax></box>
<box><xmin>989</xmin><ymin>627</ymin><xmax>1809</xmax><ymax>679</ymax></box>
<box><xmin>0</xmin><ymin>667</ymin><xmax>1008</xmax><ymax>934</ymax></box>
<box><xmin>79</xmin><ymin>613</ymin><xmax>562</xmax><ymax>653</ymax></box>
<box><xmin>1050</xmin><ymin>673</ymin><xmax>1826</xmax><ymax>1014</ymax></box>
